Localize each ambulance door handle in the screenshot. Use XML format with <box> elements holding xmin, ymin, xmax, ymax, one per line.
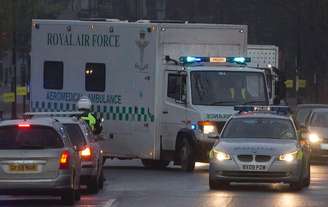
<box><xmin>162</xmin><ymin>111</ymin><xmax>168</xmax><ymax>114</ymax></box>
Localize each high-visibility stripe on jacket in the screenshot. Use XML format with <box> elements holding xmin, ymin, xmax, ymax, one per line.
<box><xmin>81</xmin><ymin>112</ymin><xmax>97</xmax><ymax>130</ymax></box>
<box><xmin>229</xmin><ymin>88</ymin><xmax>247</xmax><ymax>100</ymax></box>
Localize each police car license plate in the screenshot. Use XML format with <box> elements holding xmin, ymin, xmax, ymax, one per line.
<box><xmin>320</xmin><ymin>144</ymin><xmax>328</xmax><ymax>150</ymax></box>
<box><xmin>242</xmin><ymin>165</ymin><xmax>266</xmax><ymax>171</ymax></box>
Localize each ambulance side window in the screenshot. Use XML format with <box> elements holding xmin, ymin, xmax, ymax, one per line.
<box><xmin>85</xmin><ymin>63</ymin><xmax>106</xmax><ymax>92</ymax></box>
<box><xmin>167</xmin><ymin>74</ymin><xmax>186</xmax><ymax>102</ymax></box>
<box><xmin>43</xmin><ymin>61</ymin><xmax>63</xmax><ymax>89</ymax></box>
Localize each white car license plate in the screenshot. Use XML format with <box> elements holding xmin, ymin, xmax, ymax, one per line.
<box><xmin>242</xmin><ymin>165</ymin><xmax>266</xmax><ymax>171</ymax></box>
<box><xmin>320</xmin><ymin>144</ymin><xmax>328</xmax><ymax>150</ymax></box>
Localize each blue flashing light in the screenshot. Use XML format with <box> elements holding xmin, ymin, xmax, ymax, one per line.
<box><xmin>179</xmin><ymin>56</ymin><xmax>251</xmax><ymax>65</ymax></box>
<box><xmin>187</xmin><ymin>56</ymin><xmax>201</xmax><ymax>62</ymax></box>
<box><xmin>226</xmin><ymin>57</ymin><xmax>251</xmax><ymax>64</ymax></box>
<box><xmin>191</xmin><ymin>124</ymin><xmax>197</xmax><ymax>130</ymax></box>
<box><xmin>233</xmin><ymin>57</ymin><xmax>246</xmax><ymax>63</ymax></box>
<box><xmin>179</xmin><ymin>56</ymin><xmax>208</xmax><ymax>64</ymax></box>
<box><xmin>234</xmin><ymin>105</ymin><xmax>289</xmax><ymax>115</ymax></box>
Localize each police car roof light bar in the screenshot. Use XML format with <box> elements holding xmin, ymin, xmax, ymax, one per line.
<box><xmin>234</xmin><ymin>105</ymin><xmax>289</xmax><ymax>115</ymax></box>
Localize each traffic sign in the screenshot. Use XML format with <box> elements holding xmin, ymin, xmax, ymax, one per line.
<box><xmin>2</xmin><ymin>92</ymin><xmax>15</xmax><ymax>103</ymax></box>
<box><xmin>16</xmin><ymin>86</ymin><xmax>27</xmax><ymax>96</ymax></box>
<box><xmin>284</xmin><ymin>80</ymin><xmax>293</xmax><ymax>88</ymax></box>
<box><xmin>299</xmin><ymin>79</ymin><xmax>306</xmax><ymax>88</ymax></box>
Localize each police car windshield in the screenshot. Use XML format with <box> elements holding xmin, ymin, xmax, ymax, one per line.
<box><xmin>222</xmin><ymin>118</ymin><xmax>296</xmax><ymax>139</ymax></box>
<box><xmin>190</xmin><ymin>71</ymin><xmax>267</xmax><ymax>106</ymax></box>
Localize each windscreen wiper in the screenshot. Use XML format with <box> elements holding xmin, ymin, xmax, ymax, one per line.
<box><xmin>210</xmin><ymin>101</ymin><xmax>237</xmax><ymax>106</ymax></box>
<box><xmin>242</xmin><ymin>100</ymin><xmax>266</xmax><ymax>105</ymax></box>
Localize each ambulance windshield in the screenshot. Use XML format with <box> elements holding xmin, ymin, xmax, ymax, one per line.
<box><xmin>190</xmin><ymin>71</ymin><xmax>268</xmax><ymax>106</ymax></box>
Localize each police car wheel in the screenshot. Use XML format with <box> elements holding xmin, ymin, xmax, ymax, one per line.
<box><xmin>179</xmin><ymin>138</ymin><xmax>195</xmax><ymax>172</ymax></box>
<box><xmin>290</xmin><ymin>161</ymin><xmax>305</xmax><ymax>191</ymax></box>
<box><xmin>303</xmin><ymin>161</ymin><xmax>311</xmax><ymax>187</ymax></box>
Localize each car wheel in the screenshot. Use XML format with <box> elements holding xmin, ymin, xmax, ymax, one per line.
<box><xmin>61</xmin><ymin>189</ymin><xmax>75</xmax><ymax>205</ymax></box>
<box><xmin>102</xmin><ymin>158</ymin><xmax>107</xmax><ymax>165</ymax></box>
<box><xmin>98</xmin><ymin>169</ymin><xmax>104</xmax><ymax>190</ymax></box>
<box><xmin>290</xmin><ymin>160</ymin><xmax>305</xmax><ymax>191</ymax></box>
<box><xmin>87</xmin><ymin>176</ymin><xmax>100</xmax><ymax>194</ymax></box>
<box><xmin>179</xmin><ymin>138</ymin><xmax>195</xmax><ymax>172</ymax></box>
<box><xmin>303</xmin><ymin>161</ymin><xmax>311</xmax><ymax>187</ymax></box>
<box><xmin>141</xmin><ymin>159</ymin><xmax>170</xmax><ymax>169</ymax></box>
<box><xmin>75</xmin><ymin>189</ymin><xmax>81</xmax><ymax>201</ymax></box>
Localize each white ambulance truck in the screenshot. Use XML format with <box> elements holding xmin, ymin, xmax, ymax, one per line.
<box><xmin>30</xmin><ymin>20</ymin><xmax>270</xmax><ymax>171</ymax></box>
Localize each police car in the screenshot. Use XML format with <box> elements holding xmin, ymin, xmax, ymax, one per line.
<box><xmin>209</xmin><ymin>106</ymin><xmax>311</xmax><ymax>191</ymax></box>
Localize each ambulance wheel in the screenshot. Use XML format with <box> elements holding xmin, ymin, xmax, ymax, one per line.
<box><xmin>141</xmin><ymin>159</ymin><xmax>169</xmax><ymax>169</ymax></box>
<box><xmin>179</xmin><ymin>138</ymin><xmax>195</xmax><ymax>172</ymax></box>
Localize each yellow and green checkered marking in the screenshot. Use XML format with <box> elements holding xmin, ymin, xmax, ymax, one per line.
<box><xmin>31</xmin><ymin>101</ymin><xmax>154</xmax><ymax>122</ymax></box>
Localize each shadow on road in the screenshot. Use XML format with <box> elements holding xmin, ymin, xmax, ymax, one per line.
<box><xmin>0</xmin><ymin>197</ymin><xmax>62</xmax><ymax>206</ymax></box>
<box><xmin>104</xmin><ymin>165</ymin><xmax>209</xmax><ymax>174</ymax></box>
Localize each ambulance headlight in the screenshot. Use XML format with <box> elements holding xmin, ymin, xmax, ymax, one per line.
<box><xmin>198</xmin><ymin>121</ymin><xmax>218</xmax><ymax>137</ymax></box>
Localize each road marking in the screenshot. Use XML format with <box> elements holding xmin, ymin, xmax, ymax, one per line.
<box><xmin>103</xmin><ymin>199</ymin><xmax>116</xmax><ymax>207</ymax></box>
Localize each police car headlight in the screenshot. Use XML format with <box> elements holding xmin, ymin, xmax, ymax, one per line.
<box><xmin>308</xmin><ymin>133</ymin><xmax>321</xmax><ymax>143</ymax></box>
<box><xmin>279</xmin><ymin>150</ymin><xmax>298</xmax><ymax>162</ymax></box>
<box><xmin>211</xmin><ymin>149</ymin><xmax>231</xmax><ymax>161</ymax></box>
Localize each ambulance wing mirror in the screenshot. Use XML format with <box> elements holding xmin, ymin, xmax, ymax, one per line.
<box><xmin>93</xmin><ymin>117</ymin><xmax>103</xmax><ymax>135</ymax></box>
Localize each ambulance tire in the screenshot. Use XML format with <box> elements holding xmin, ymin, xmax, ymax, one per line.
<box><xmin>179</xmin><ymin>138</ymin><xmax>195</xmax><ymax>172</ymax></box>
<box><xmin>141</xmin><ymin>159</ymin><xmax>169</xmax><ymax>169</ymax></box>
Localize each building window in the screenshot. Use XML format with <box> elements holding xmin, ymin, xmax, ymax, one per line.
<box><xmin>43</xmin><ymin>61</ymin><xmax>63</xmax><ymax>89</ymax></box>
<box><xmin>167</xmin><ymin>74</ymin><xmax>186</xmax><ymax>101</ymax></box>
<box><xmin>85</xmin><ymin>63</ymin><xmax>106</xmax><ymax>92</ymax></box>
